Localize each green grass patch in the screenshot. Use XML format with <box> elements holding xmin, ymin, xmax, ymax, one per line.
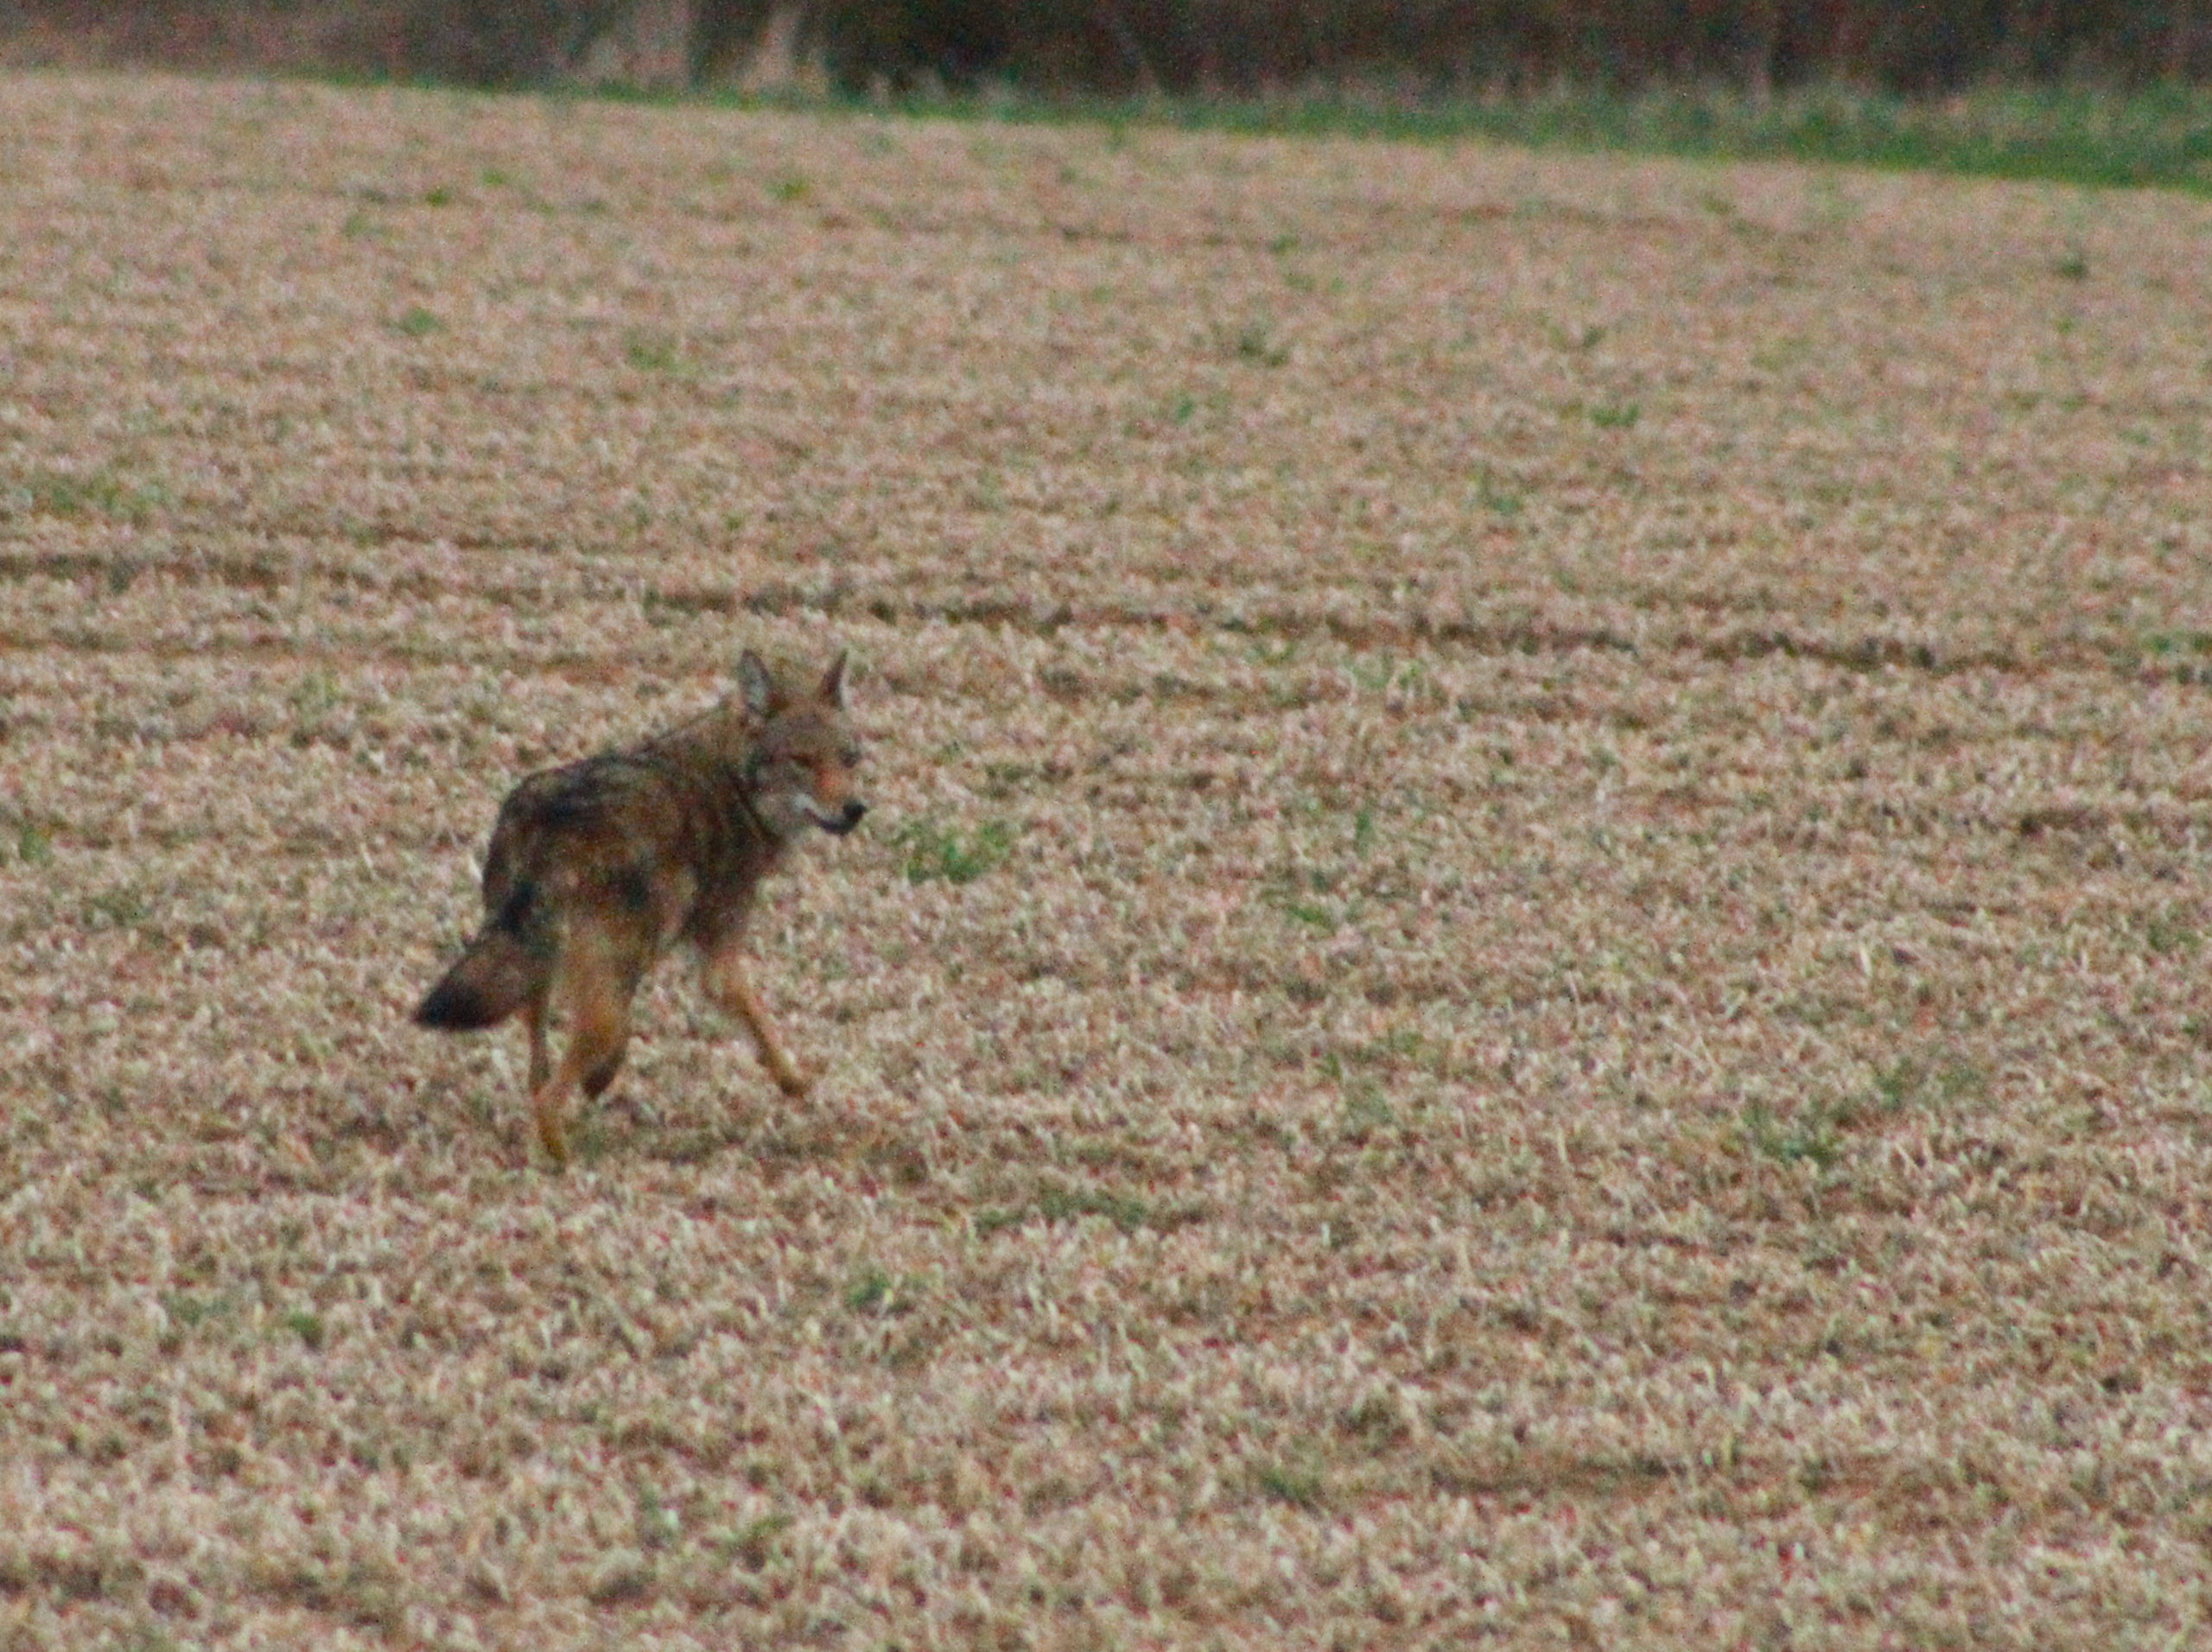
<box><xmin>162</xmin><ymin>1290</ymin><xmax>238</xmax><ymax>1331</ymax></box>
<box><xmin>282</xmin><ymin>1308</ymin><xmax>329</xmax><ymax>1350</ymax></box>
<box><xmin>10</xmin><ymin>822</ymin><xmax>54</xmax><ymax>867</ymax></box>
<box><xmin>81</xmin><ymin>884</ymin><xmax>153</xmax><ymax>931</ymax></box>
<box><xmin>1035</xmin><ymin>1181</ymin><xmax>1150</xmax><ymax>1231</ymax></box>
<box><xmin>893</xmin><ymin>817</ymin><xmax>1014</xmax><ymax>885</ymax></box>
<box><xmin>1738</xmin><ymin>1098</ymin><xmax>1843</xmax><ymax>1170</ymax></box>
<box><xmin>843</xmin><ymin>1263</ymin><xmax>923</xmax><ymax>1315</ymax></box>
<box><xmin>622</xmin><ymin>329</ymin><xmax>682</xmax><ymax>372</ymax></box>
<box><xmin>976</xmin><ymin>1179</ymin><xmax>1208</xmax><ymax>1238</ymax></box>
<box><xmin>986</xmin><ymin>81</ymin><xmax>2212</xmax><ymax>196</ymax></box>
<box><xmin>513</xmin><ymin>77</ymin><xmax>2212</xmax><ymax>197</ymax></box>
<box><xmin>1870</xmin><ymin>1052</ymin><xmax>1987</xmax><ymax>1113</ymax></box>
<box><xmin>9</xmin><ymin>467</ymin><xmax>168</xmax><ymax>521</ymax></box>
<box><xmin>1254</xmin><ymin>1459</ymin><xmax>1326</xmax><ymax>1510</ymax></box>
<box><xmin>315</xmin><ymin>58</ymin><xmax>2212</xmax><ymax>197</ymax></box>
<box><xmin>717</xmin><ymin>1513</ymin><xmax>793</xmax><ymax>1570</ymax></box>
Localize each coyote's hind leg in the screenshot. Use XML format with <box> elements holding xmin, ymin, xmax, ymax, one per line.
<box><xmin>530</xmin><ymin>964</ymin><xmax>635</xmax><ymax>1166</ymax></box>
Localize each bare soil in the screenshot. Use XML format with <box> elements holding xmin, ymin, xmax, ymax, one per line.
<box><xmin>3</xmin><ymin>69</ymin><xmax>2211</xmax><ymax>1650</ymax></box>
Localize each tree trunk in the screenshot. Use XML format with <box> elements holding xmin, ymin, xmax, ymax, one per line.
<box><xmin>626</xmin><ymin>0</ymin><xmax>694</xmax><ymax>87</ymax></box>
<box><xmin>2170</xmin><ymin>0</ymin><xmax>2202</xmax><ymax>82</ymax></box>
<box><xmin>1745</xmin><ymin>0</ymin><xmax>1779</xmax><ymax>106</ymax></box>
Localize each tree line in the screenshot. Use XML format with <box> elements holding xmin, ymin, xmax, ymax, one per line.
<box><xmin>19</xmin><ymin>2</ymin><xmax>2212</xmax><ymax>95</ymax></box>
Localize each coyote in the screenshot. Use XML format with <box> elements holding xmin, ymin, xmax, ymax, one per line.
<box><xmin>413</xmin><ymin>648</ymin><xmax>866</xmax><ymax>1165</ymax></box>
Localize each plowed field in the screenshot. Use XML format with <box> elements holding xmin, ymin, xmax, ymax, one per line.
<box><xmin>3</xmin><ymin>70</ymin><xmax>2212</xmax><ymax>1649</ymax></box>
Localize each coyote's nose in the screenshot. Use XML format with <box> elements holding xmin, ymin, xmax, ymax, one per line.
<box><xmin>828</xmin><ymin>799</ymin><xmax>868</xmax><ymax>836</ymax></box>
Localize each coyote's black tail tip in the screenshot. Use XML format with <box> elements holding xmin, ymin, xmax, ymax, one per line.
<box><xmin>414</xmin><ymin>913</ymin><xmax>537</xmax><ymax>1032</ymax></box>
<box><xmin>413</xmin><ymin>977</ymin><xmax>501</xmax><ymax>1030</ymax></box>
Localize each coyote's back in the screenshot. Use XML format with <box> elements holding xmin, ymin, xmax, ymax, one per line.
<box><xmin>413</xmin><ymin>647</ymin><xmax>866</xmax><ymax>1164</ymax></box>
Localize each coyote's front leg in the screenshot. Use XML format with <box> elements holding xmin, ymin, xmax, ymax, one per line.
<box><xmin>702</xmin><ymin>944</ymin><xmax>810</xmax><ymax>1098</ymax></box>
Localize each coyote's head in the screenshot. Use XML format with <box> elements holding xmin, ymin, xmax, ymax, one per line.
<box><xmin>740</xmin><ymin>648</ymin><xmax>868</xmax><ymax>841</ymax></box>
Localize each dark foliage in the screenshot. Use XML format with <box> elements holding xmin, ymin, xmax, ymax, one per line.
<box><xmin>13</xmin><ymin>2</ymin><xmax>2212</xmax><ymax>92</ymax></box>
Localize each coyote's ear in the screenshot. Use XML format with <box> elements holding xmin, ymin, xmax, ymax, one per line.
<box><xmin>738</xmin><ymin>649</ymin><xmax>774</xmax><ymax>717</ymax></box>
<box><xmin>820</xmin><ymin>649</ymin><xmax>849</xmax><ymax>710</ymax></box>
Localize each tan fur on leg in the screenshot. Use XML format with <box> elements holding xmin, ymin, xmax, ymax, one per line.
<box><xmin>524</xmin><ymin>996</ymin><xmax>550</xmax><ymax>1095</ymax></box>
<box><xmin>702</xmin><ymin>946</ymin><xmax>810</xmax><ymax>1098</ymax></box>
<box><xmin>531</xmin><ymin>963</ymin><xmax>634</xmax><ymax>1166</ymax></box>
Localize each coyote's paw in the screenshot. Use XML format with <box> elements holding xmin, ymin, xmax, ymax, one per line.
<box><xmin>531</xmin><ymin>1090</ymin><xmax>572</xmax><ymax>1168</ymax></box>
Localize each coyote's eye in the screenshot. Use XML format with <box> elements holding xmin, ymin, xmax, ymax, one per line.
<box><xmin>840</xmin><ymin>746</ymin><xmax>861</xmax><ymax>770</ymax></box>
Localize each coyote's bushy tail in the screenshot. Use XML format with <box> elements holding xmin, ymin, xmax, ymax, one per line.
<box><xmin>414</xmin><ymin>925</ymin><xmax>537</xmax><ymax>1031</ymax></box>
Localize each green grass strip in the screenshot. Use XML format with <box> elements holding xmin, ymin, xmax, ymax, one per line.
<box><xmin>567</xmin><ymin>76</ymin><xmax>2212</xmax><ymax>195</ymax></box>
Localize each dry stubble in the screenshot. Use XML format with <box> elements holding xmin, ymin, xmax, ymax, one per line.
<box><xmin>3</xmin><ymin>70</ymin><xmax>2212</xmax><ymax>1650</ymax></box>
